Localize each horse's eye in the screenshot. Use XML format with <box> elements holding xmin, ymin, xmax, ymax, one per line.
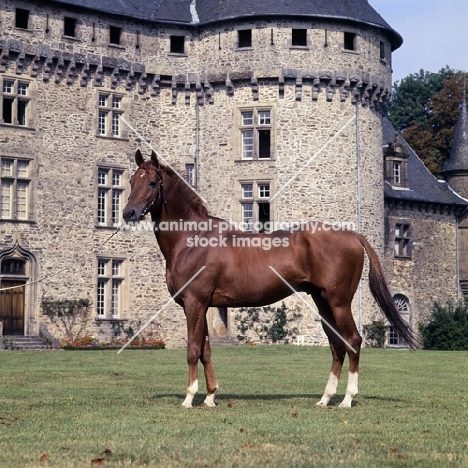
<box><xmin>149</xmin><ymin>181</ymin><xmax>158</xmax><ymax>188</ymax></box>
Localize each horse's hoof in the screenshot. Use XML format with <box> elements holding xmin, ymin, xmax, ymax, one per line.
<box><xmin>203</xmin><ymin>395</ymin><xmax>217</xmax><ymax>407</ymax></box>
<box><xmin>316</xmin><ymin>400</ymin><xmax>328</xmax><ymax>407</ymax></box>
<box><xmin>338</xmin><ymin>402</ymin><xmax>352</xmax><ymax>408</ymax></box>
<box><xmin>181</xmin><ymin>402</ymin><xmax>193</xmax><ymax>409</ymax></box>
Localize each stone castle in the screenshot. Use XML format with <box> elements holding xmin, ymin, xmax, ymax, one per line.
<box><xmin>0</xmin><ymin>0</ymin><xmax>466</xmax><ymax>348</ymax></box>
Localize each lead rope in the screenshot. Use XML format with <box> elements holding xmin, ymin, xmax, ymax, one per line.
<box><xmin>0</xmin><ymin>227</ymin><xmax>120</xmax><ymax>292</ymax></box>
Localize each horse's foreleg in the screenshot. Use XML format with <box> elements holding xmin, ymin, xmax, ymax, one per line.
<box><xmin>181</xmin><ymin>305</ymin><xmax>206</xmax><ymax>409</ymax></box>
<box><xmin>201</xmin><ymin>317</ymin><xmax>218</xmax><ymax>407</ymax></box>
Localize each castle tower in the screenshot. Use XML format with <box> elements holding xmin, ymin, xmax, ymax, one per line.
<box><xmin>441</xmin><ymin>96</ymin><xmax>468</xmax><ymax>198</ymax></box>
<box><xmin>442</xmin><ymin>94</ymin><xmax>468</xmax><ymax>299</ymax></box>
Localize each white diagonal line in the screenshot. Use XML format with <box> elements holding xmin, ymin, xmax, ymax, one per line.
<box><xmin>121</xmin><ymin>116</ymin><xmax>207</xmax><ymax>203</ymax></box>
<box><xmin>268</xmin><ymin>266</ymin><xmax>357</xmax><ymax>353</ymax></box>
<box><xmin>117</xmin><ymin>266</ymin><xmax>206</xmax><ymax>353</ymax></box>
<box><xmin>269</xmin><ymin>115</ymin><xmax>355</xmax><ymax>203</ymax></box>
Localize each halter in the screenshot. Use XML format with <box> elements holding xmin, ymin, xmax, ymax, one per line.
<box><xmin>141</xmin><ymin>169</ymin><xmax>167</xmax><ymax>217</ymax></box>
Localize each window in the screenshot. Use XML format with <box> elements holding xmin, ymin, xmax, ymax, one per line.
<box><xmin>98</xmin><ymin>93</ymin><xmax>124</xmax><ymax>138</ymax></box>
<box><xmin>109</xmin><ymin>26</ymin><xmax>122</xmax><ymax>45</ymax></box>
<box><xmin>343</xmin><ymin>32</ymin><xmax>356</xmax><ymax>51</ymax></box>
<box><xmin>185</xmin><ymin>163</ymin><xmax>195</xmax><ymax>186</ymax></box>
<box><xmin>292</xmin><ymin>29</ymin><xmax>307</xmax><ymax>47</ymax></box>
<box><xmin>389</xmin><ymin>294</ymin><xmax>410</xmax><ymax>346</ymax></box>
<box><xmin>97</xmin><ymin>258</ymin><xmax>125</xmax><ymax>317</ymax></box>
<box><xmin>238</xmin><ymin>29</ymin><xmax>252</xmax><ymax>48</ymax></box>
<box><xmin>394</xmin><ymin>222</ymin><xmax>411</xmax><ymax>259</ymax></box>
<box><xmin>379</xmin><ymin>41</ymin><xmax>386</xmax><ymax>61</ymax></box>
<box><xmin>392</xmin><ymin>162</ymin><xmax>401</xmax><ymax>184</ymax></box>
<box><xmin>15</xmin><ymin>8</ymin><xmax>29</xmax><ymax>29</ymax></box>
<box><xmin>1</xmin><ymin>79</ymin><xmax>31</xmax><ymax>127</ymax></box>
<box><xmin>97</xmin><ymin>168</ymin><xmax>124</xmax><ymax>227</ymax></box>
<box><xmin>64</xmin><ymin>17</ymin><xmax>77</xmax><ymax>37</ymax></box>
<box><xmin>170</xmin><ymin>35</ymin><xmax>185</xmax><ymax>54</ymax></box>
<box><xmin>1</xmin><ymin>258</ymin><xmax>26</xmax><ymax>275</ymax></box>
<box><xmin>0</xmin><ymin>158</ymin><xmax>31</xmax><ymax>220</ymax></box>
<box><xmin>240</xmin><ymin>181</ymin><xmax>271</xmax><ymax>232</ymax></box>
<box><xmin>240</xmin><ymin>108</ymin><xmax>273</xmax><ymax>160</ymax></box>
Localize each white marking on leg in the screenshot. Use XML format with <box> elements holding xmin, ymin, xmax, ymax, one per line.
<box><xmin>316</xmin><ymin>372</ymin><xmax>339</xmax><ymax>407</ymax></box>
<box><xmin>203</xmin><ymin>383</ymin><xmax>219</xmax><ymax>408</ymax></box>
<box><xmin>339</xmin><ymin>371</ymin><xmax>358</xmax><ymax>408</ymax></box>
<box><xmin>181</xmin><ymin>379</ymin><xmax>198</xmax><ymax>408</ymax></box>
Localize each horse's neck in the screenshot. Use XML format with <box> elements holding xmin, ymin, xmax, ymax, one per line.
<box><xmin>151</xmin><ymin>182</ymin><xmax>206</xmax><ymax>261</ymax></box>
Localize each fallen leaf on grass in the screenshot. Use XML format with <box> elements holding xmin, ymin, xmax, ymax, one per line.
<box><xmin>389</xmin><ymin>446</ymin><xmax>398</xmax><ymax>453</ymax></box>
<box><xmin>292</xmin><ymin>410</ymin><xmax>298</xmax><ymax>418</ymax></box>
<box><xmin>101</xmin><ymin>448</ymin><xmax>112</xmax><ymax>455</ymax></box>
<box><xmin>227</xmin><ymin>401</ymin><xmax>234</xmax><ymax>408</ymax></box>
<box><xmin>40</xmin><ymin>453</ymin><xmax>50</xmax><ymax>462</ymax></box>
<box><xmin>91</xmin><ymin>457</ymin><xmax>105</xmax><ymax>465</ymax></box>
<box><xmin>239</xmin><ymin>427</ymin><xmax>244</xmax><ymax>433</ymax></box>
<box><xmin>398</xmin><ymin>454</ymin><xmax>407</xmax><ymax>460</ymax></box>
<box><xmin>239</xmin><ymin>442</ymin><xmax>255</xmax><ymax>449</ymax></box>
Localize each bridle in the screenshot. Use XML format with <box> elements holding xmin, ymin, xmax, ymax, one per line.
<box><xmin>141</xmin><ymin>168</ymin><xmax>167</xmax><ymax>217</ymax></box>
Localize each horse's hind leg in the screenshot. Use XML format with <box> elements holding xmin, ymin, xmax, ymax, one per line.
<box><xmin>327</xmin><ymin>305</ymin><xmax>362</xmax><ymax>408</ymax></box>
<box><xmin>313</xmin><ymin>293</ymin><xmax>362</xmax><ymax>407</ymax></box>
<box><xmin>201</xmin><ymin>315</ymin><xmax>219</xmax><ymax>407</ymax></box>
<box><xmin>316</xmin><ymin>324</ymin><xmax>347</xmax><ymax>407</ymax></box>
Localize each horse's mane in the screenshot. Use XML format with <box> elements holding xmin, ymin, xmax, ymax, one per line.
<box><xmin>160</xmin><ymin>163</ymin><xmax>210</xmax><ymax>220</ymax></box>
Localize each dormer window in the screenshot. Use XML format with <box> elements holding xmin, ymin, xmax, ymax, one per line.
<box><xmin>384</xmin><ymin>134</ymin><xmax>409</xmax><ymax>188</ymax></box>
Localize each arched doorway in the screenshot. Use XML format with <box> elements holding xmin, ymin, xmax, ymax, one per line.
<box><xmin>0</xmin><ymin>244</ymin><xmax>37</xmax><ymax>336</ymax></box>
<box><xmin>0</xmin><ymin>258</ymin><xmax>27</xmax><ymax>335</ymax></box>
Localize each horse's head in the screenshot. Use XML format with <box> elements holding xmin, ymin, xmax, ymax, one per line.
<box><xmin>123</xmin><ymin>150</ymin><xmax>165</xmax><ymax>222</ymax></box>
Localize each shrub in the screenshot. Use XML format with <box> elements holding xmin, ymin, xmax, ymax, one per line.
<box><xmin>363</xmin><ymin>320</ymin><xmax>386</xmax><ymax>348</ymax></box>
<box><xmin>420</xmin><ymin>301</ymin><xmax>468</xmax><ymax>350</ymax></box>
<box><xmin>235</xmin><ymin>302</ymin><xmax>302</xmax><ymax>344</ymax></box>
<box><xmin>41</xmin><ymin>298</ymin><xmax>91</xmax><ymax>342</ymax></box>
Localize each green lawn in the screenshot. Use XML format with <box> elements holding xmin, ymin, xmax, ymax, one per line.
<box><xmin>0</xmin><ymin>346</ymin><xmax>467</xmax><ymax>467</ymax></box>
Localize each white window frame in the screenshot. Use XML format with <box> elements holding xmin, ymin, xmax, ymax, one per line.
<box><xmin>0</xmin><ymin>157</ymin><xmax>32</xmax><ymax>221</ymax></box>
<box><xmin>1</xmin><ymin>77</ymin><xmax>32</xmax><ymax>127</ymax></box>
<box><xmin>389</xmin><ymin>294</ymin><xmax>410</xmax><ymax>347</ymax></box>
<box><xmin>239</xmin><ymin>181</ymin><xmax>272</xmax><ymax>232</ymax></box>
<box><xmin>239</xmin><ymin>107</ymin><xmax>274</xmax><ymax>160</ymax></box>
<box><xmin>97</xmin><ymin>167</ymin><xmax>124</xmax><ymax>227</ymax></box>
<box><xmin>96</xmin><ymin>258</ymin><xmax>125</xmax><ymax>317</ymax></box>
<box><xmin>97</xmin><ymin>93</ymin><xmax>124</xmax><ymax>138</ymax></box>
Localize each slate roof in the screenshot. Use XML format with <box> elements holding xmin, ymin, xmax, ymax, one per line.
<box><xmin>50</xmin><ymin>0</ymin><xmax>402</xmax><ymax>49</ymax></box>
<box><xmin>382</xmin><ymin>118</ymin><xmax>468</xmax><ymax>207</ymax></box>
<box><xmin>441</xmin><ymin>99</ymin><xmax>468</xmax><ymax>174</ymax></box>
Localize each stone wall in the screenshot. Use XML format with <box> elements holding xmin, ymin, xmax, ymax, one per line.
<box><xmin>0</xmin><ymin>0</ymin><xmax>393</xmax><ymax>346</ymax></box>
<box><xmin>384</xmin><ymin>203</ymin><xmax>459</xmax><ymax>327</ymax></box>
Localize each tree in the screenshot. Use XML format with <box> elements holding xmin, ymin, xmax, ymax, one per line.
<box><xmin>389</xmin><ymin>67</ymin><xmax>454</xmax><ymax>131</ymax></box>
<box><xmin>389</xmin><ymin>68</ymin><xmax>467</xmax><ymax>175</ymax></box>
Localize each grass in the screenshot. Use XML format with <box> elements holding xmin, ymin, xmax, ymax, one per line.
<box><xmin>0</xmin><ymin>346</ymin><xmax>467</xmax><ymax>467</ymax></box>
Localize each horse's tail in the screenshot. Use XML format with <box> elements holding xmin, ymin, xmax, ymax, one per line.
<box><xmin>353</xmin><ymin>232</ymin><xmax>420</xmax><ymax>350</ymax></box>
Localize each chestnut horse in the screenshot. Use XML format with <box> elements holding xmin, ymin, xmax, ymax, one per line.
<box><xmin>123</xmin><ymin>150</ymin><xmax>418</xmax><ymax>408</ymax></box>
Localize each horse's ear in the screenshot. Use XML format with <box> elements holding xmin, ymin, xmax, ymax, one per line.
<box><xmin>150</xmin><ymin>150</ymin><xmax>160</xmax><ymax>168</ymax></box>
<box><xmin>135</xmin><ymin>149</ymin><xmax>144</xmax><ymax>167</ymax></box>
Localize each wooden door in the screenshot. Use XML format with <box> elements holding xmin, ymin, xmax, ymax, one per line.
<box><xmin>0</xmin><ymin>281</ymin><xmax>25</xmax><ymax>335</ymax></box>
